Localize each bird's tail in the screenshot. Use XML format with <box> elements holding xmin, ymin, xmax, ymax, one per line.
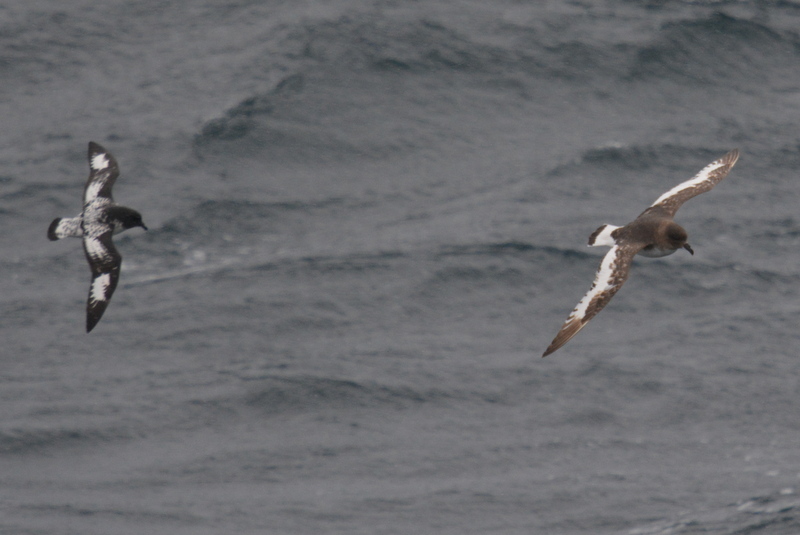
<box><xmin>47</xmin><ymin>216</ymin><xmax>82</xmax><ymax>241</ymax></box>
<box><xmin>47</xmin><ymin>218</ymin><xmax>62</xmax><ymax>241</ymax></box>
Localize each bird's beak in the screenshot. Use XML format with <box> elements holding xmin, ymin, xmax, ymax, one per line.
<box><xmin>141</xmin><ymin>223</ymin><xmax>149</xmax><ymax>231</ymax></box>
<box><xmin>684</xmin><ymin>243</ymin><xmax>694</xmax><ymax>255</ymax></box>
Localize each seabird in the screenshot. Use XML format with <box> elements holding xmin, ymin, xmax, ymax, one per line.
<box><xmin>48</xmin><ymin>142</ymin><xmax>147</xmax><ymax>332</ymax></box>
<box><xmin>543</xmin><ymin>149</ymin><xmax>740</xmax><ymax>357</ymax></box>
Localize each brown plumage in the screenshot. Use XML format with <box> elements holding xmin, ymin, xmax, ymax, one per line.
<box><xmin>543</xmin><ymin>149</ymin><xmax>739</xmax><ymax>357</ymax></box>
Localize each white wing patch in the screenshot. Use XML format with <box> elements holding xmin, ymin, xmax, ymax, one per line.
<box><xmin>589</xmin><ymin>224</ymin><xmax>620</xmax><ymax>247</ymax></box>
<box><xmin>84</xmin><ymin>181</ymin><xmax>105</xmax><ymax>203</ymax></box>
<box><xmin>84</xmin><ymin>236</ymin><xmax>108</xmax><ymax>261</ymax></box>
<box><xmin>91</xmin><ymin>153</ymin><xmax>110</xmax><ymax>171</ymax></box>
<box><xmin>90</xmin><ymin>273</ymin><xmax>112</xmax><ymax>303</ymax></box>
<box><xmin>569</xmin><ymin>245</ymin><xmax>620</xmax><ymax>322</ymax></box>
<box><xmin>650</xmin><ymin>157</ymin><xmax>728</xmax><ymax>207</ymax></box>
<box><xmin>543</xmin><ymin>243</ymin><xmax>635</xmax><ymax>356</ymax></box>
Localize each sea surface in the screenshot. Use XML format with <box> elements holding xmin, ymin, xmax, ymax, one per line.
<box><xmin>2</xmin><ymin>1</ymin><xmax>800</xmax><ymax>533</ymax></box>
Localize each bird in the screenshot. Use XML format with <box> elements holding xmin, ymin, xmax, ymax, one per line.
<box><xmin>48</xmin><ymin>142</ymin><xmax>148</xmax><ymax>332</ymax></box>
<box><xmin>542</xmin><ymin>148</ymin><xmax>740</xmax><ymax>357</ymax></box>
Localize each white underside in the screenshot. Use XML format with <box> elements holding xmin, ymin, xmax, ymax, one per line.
<box><xmin>569</xmin><ymin>244</ymin><xmax>620</xmax><ymax>321</ymax></box>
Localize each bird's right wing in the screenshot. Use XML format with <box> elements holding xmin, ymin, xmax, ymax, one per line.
<box><xmin>543</xmin><ymin>242</ymin><xmax>642</xmax><ymax>357</ymax></box>
<box><xmin>83</xmin><ymin>231</ymin><xmax>121</xmax><ymax>332</ymax></box>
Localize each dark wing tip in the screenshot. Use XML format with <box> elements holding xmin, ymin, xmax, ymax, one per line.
<box><xmin>714</xmin><ymin>148</ymin><xmax>740</xmax><ymax>173</ymax></box>
<box><xmin>724</xmin><ymin>148</ymin><xmax>740</xmax><ymax>163</ymax></box>
<box><xmin>47</xmin><ymin>218</ymin><xmax>61</xmax><ymax>241</ymax></box>
<box><xmin>86</xmin><ymin>296</ymin><xmax>110</xmax><ymax>333</ymax></box>
<box><xmin>86</xmin><ymin>312</ymin><xmax>105</xmax><ymax>332</ymax></box>
<box><xmin>587</xmin><ymin>226</ymin><xmax>602</xmax><ymax>246</ymax></box>
<box><xmin>88</xmin><ymin>141</ymin><xmax>105</xmax><ymax>155</ymax></box>
<box><xmin>542</xmin><ymin>319</ymin><xmax>584</xmax><ymax>357</ymax></box>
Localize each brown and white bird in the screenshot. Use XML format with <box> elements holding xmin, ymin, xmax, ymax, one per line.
<box><xmin>543</xmin><ymin>149</ymin><xmax>740</xmax><ymax>357</ymax></box>
<box><xmin>48</xmin><ymin>142</ymin><xmax>148</xmax><ymax>332</ymax></box>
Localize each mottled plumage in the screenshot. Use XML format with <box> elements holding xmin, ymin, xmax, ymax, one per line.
<box><xmin>543</xmin><ymin>149</ymin><xmax>740</xmax><ymax>357</ymax></box>
<box><xmin>48</xmin><ymin>142</ymin><xmax>147</xmax><ymax>332</ymax></box>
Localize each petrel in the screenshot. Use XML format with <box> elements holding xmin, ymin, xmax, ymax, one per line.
<box><xmin>48</xmin><ymin>142</ymin><xmax>148</xmax><ymax>332</ymax></box>
<box><xmin>543</xmin><ymin>149</ymin><xmax>740</xmax><ymax>357</ymax></box>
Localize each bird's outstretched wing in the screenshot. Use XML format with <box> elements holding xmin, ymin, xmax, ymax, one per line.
<box><xmin>543</xmin><ymin>242</ymin><xmax>642</xmax><ymax>357</ymax></box>
<box><xmin>640</xmin><ymin>149</ymin><xmax>739</xmax><ymax>218</ymax></box>
<box><xmin>83</xmin><ymin>232</ymin><xmax>121</xmax><ymax>332</ymax></box>
<box><xmin>83</xmin><ymin>142</ymin><xmax>120</xmax><ymax>206</ymax></box>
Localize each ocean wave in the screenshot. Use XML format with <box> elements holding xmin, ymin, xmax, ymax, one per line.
<box><xmin>436</xmin><ymin>241</ymin><xmax>590</xmax><ymax>259</ymax></box>
<box><xmin>417</xmin><ymin>265</ymin><xmax>531</xmax><ymax>301</ymax></box>
<box><xmin>629</xmin><ymin>13</ymin><xmax>800</xmax><ymax>84</ymax></box>
<box><xmin>770</xmin><ymin>143</ymin><xmax>800</xmax><ymax>169</ymax></box>
<box><xmin>537</xmin><ymin>143</ymin><xmax>741</xmax><ymax>210</ymax></box>
<box><xmin>626</xmin><ymin>489</ymin><xmax>800</xmax><ymax>535</ymax></box>
<box><xmin>2</xmin><ymin>181</ymin><xmax>72</xmax><ymax>214</ymax></box>
<box><xmin>547</xmin><ymin>144</ymin><xmax>733</xmax><ymax>177</ymax></box>
<box><xmin>190</xmin><ymin>15</ymin><xmax>583</xmax><ymax>162</ymax></box>
<box><xmin>193</xmin><ymin>74</ymin><xmax>305</xmax><ymax>150</ymax></box>
<box><xmin>190</xmin><ymin>10</ymin><xmax>800</xmax><ymax>169</ymax></box>
<box><xmin>159</xmin><ymin>198</ymin><xmax>336</xmax><ymax>238</ymax></box>
<box><xmin>123</xmin><ymin>239</ymin><xmax>407</xmax><ymax>287</ymax></box>
<box><xmin>122</xmin><ymin>198</ymin><xmax>339</xmax><ymax>283</ymax></box>
<box><xmin>243</xmin><ymin>375</ymin><xmax>457</xmax><ymax>414</ymax></box>
<box><xmin>279</xmin><ymin>17</ymin><xmax>513</xmax><ymax>75</ymax></box>
<box><xmin>0</xmin><ymin>426</ymin><xmax>128</xmax><ymax>455</ymax></box>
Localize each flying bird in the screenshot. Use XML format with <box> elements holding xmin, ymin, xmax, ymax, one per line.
<box><xmin>543</xmin><ymin>149</ymin><xmax>740</xmax><ymax>357</ymax></box>
<box><xmin>48</xmin><ymin>142</ymin><xmax>148</xmax><ymax>332</ymax></box>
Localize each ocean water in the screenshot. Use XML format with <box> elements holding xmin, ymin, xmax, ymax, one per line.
<box><xmin>2</xmin><ymin>1</ymin><xmax>800</xmax><ymax>533</ymax></box>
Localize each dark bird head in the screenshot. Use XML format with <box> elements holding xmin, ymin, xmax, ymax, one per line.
<box><xmin>107</xmin><ymin>206</ymin><xmax>148</xmax><ymax>233</ymax></box>
<box><xmin>665</xmin><ymin>222</ymin><xmax>692</xmax><ymax>255</ymax></box>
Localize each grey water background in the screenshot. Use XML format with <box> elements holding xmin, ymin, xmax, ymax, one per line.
<box><xmin>2</xmin><ymin>1</ymin><xmax>800</xmax><ymax>533</ymax></box>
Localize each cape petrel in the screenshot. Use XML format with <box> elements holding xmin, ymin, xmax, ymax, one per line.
<box><xmin>48</xmin><ymin>142</ymin><xmax>148</xmax><ymax>332</ymax></box>
<box><xmin>543</xmin><ymin>149</ymin><xmax>740</xmax><ymax>357</ymax></box>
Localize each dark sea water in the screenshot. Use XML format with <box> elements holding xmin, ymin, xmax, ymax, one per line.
<box><xmin>2</xmin><ymin>1</ymin><xmax>800</xmax><ymax>533</ymax></box>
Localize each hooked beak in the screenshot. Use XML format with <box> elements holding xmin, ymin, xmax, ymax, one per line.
<box><xmin>683</xmin><ymin>243</ymin><xmax>694</xmax><ymax>255</ymax></box>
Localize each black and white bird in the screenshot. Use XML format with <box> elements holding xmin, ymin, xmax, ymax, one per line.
<box><xmin>48</xmin><ymin>142</ymin><xmax>148</xmax><ymax>332</ymax></box>
<box><xmin>543</xmin><ymin>149</ymin><xmax>740</xmax><ymax>357</ymax></box>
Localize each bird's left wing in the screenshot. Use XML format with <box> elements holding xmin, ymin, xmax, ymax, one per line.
<box><xmin>641</xmin><ymin>149</ymin><xmax>739</xmax><ymax>218</ymax></box>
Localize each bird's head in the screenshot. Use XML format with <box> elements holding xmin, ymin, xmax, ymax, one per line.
<box><xmin>107</xmin><ymin>206</ymin><xmax>148</xmax><ymax>232</ymax></box>
<box><xmin>665</xmin><ymin>222</ymin><xmax>692</xmax><ymax>255</ymax></box>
